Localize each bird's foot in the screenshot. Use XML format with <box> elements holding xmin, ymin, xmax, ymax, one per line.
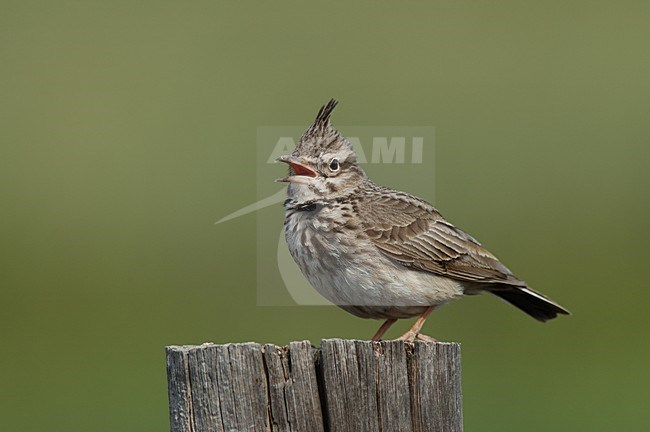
<box><xmin>415</xmin><ymin>333</ymin><xmax>438</xmax><ymax>343</ymax></box>
<box><xmin>397</xmin><ymin>331</ymin><xmax>417</xmax><ymax>342</ymax></box>
<box><xmin>397</xmin><ymin>332</ymin><xmax>438</xmax><ymax>343</ymax></box>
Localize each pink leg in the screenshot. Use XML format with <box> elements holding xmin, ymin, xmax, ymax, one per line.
<box><xmin>398</xmin><ymin>306</ymin><xmax>437</xmax><ymax>342</ymax></box>
<box><xmin>371</xmin><ymin>318</ymin><xmax>397</xmax><ymax>341</ymax></box>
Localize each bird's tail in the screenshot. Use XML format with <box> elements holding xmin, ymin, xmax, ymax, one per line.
<box><xmin>489</xmin><ymin>286</ymin><xmax>570</xmax><ymax>322</ymax></box>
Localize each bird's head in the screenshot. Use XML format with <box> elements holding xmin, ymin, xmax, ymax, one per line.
<box><xmin>276</xmin><ymin>99</ymin><xmax>368</xmax><ymax>202</ymax></box>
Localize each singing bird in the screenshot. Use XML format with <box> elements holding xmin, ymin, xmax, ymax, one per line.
<box><xmin>276</xmin><ymin>100</ymin><xmax>569</xmax><ymax>341</ymax></box>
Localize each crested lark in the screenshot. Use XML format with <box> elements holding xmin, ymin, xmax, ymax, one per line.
<box><xmin>277</xmin><ymin>100</ymin><xmax>569</xmax><ymax>342</ymax></box>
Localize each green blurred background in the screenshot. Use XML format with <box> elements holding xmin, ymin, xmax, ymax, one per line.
<box><xmin>1</xmin><ymin>1</ymin><xmax>648</xmax><ymax>431</ymax></box>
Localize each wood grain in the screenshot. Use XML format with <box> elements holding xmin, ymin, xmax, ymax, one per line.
<box><xmin>166</xmin><ymin>340</ymin><xmax>462</xmax><ymax>432</ymax></box>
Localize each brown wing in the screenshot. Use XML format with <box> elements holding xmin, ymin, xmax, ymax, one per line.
<box><xmin>357</xmin><ymin>191</ymin><xmax>524</xmax><ymax>285</ymax></box>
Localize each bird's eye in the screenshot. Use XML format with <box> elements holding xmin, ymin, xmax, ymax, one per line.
<box><xmin>329</xmin><ymin>158</ymin><xmax>340</xmax><ymax>172</ymax></box>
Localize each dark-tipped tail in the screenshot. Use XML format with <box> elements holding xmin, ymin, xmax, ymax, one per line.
<box><xmin>489</xmin><ymin>286</ymin><xmax>570</xmax><ymax>322</ymax></box>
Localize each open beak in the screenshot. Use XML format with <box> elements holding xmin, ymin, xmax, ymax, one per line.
<box><xmin>275</xmin><ymin>155</ymin><xmax>318</xmax><ymax>183</ymax></box>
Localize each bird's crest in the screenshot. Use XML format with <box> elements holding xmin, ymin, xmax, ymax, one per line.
<box><xmin>294</xmin><ymin>99</ymin><xmax>347</xmax><ymax>156</ymax></box>
<box><xmin>313</xmin><ymin>99</ymin><xmax>338</xmax><ymax>130</ymax></box>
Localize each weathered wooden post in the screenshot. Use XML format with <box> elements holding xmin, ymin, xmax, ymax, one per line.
<box><xmin>166</xmin><ymin>339</ymin><xmax>462</xmax><ymax>432</ymax></box>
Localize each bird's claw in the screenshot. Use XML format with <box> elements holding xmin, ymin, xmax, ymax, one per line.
<box><xmin>415</xmin><ymin>333</ymin><xmax>438</xmax><ymax>343</ymax></box>
<box><xmin>397</xmin><ymin>332</ymin><xmax>438</xmax><ymax>343</ymax></box>
<box><xmin>397</xmin><ymin>331</ymin><xmax>418</xmax><ymax>342</ymax></box>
